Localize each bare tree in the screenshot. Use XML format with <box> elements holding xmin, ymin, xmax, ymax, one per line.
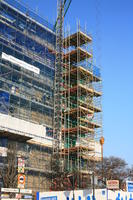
<box><xmin>127</xmin><ymin>165</ymin><xmax>133</xmax><ymax>181</ymax></box>
<box><xmin>96</xmin><ymin>156</ymin><xmax>129</xmax><ymax>189</ymax></box>
<box><xmin>0</xmin><ymin>143</ymin><xmax>17</xmax><ymax>188</ymax></box>
<box><xmin>131</xmin><ymin>166</ymin><xmax>133</xmax><ymax>180</ymax></box>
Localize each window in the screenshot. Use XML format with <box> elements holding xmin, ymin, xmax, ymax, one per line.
<box><xmin>0</xmin><ymin>137</ymin><xmax>7</xmax><ymax>147</ymax></box>
<box><xmin>46</xmin><ymin>127</ymin><xmax>53</xmax><ymax>137</ymax></box>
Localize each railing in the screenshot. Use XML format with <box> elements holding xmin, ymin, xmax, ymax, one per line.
<box><xmin>92</xmin><ymin>82</ymin><xmax>102</xmax><ymax>93</ymax></box>
<box><xmin>64</xmin><ymin>26</ymin><xmax>92</xmax><ymax>42</ymax></box>
<box><xmin>2</xmin><ymin>0</ymin><xmax>55</xmax><ymax>31</ymax></box>
<box><xmin>93</xmin><ymin>65</ymin><xmax>101</xmax><ymax>78</ymax></box>
<box><xmin>93</xmin><ymin>96</ymin><xmax>102</xmax><ymax>109</ymax></box>
<box><xmin>0</xmin><ymin>35</ymin><xmax>55</xmax><ymax>70</ymax></box>
<box><xmin>73</xmin><ymin>62</ymin><xmax>101</xmax><ymax>79</ymax></box>
<box><xmin>91</xmin><ymin>112</ymin><xmax>102</xmax><ymax>126</ymax></box>
<box><xmin>74</xmin><ymin>61</ymin><xmax>92</xmax><ymax>72</ymax></box>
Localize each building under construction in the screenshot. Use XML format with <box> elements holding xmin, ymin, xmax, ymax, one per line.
<box><xmin>52</xmin><ymin>25</ymin><xmax>102</xmax><ymax>190</ymax></box>
<box><xmin>0</xmin><ymin>0</ymin><xmax>103</xmax><ymax>193</ymax></box>
<box><xmin>0</xmin><ymin>0</ymin><xmax>55</xmax><ymax>192</ymax></box>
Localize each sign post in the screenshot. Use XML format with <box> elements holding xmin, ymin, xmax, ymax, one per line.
<box><xmin>17</xmin><ymin>157</ymin><xmax>25</xmax><ymax>189</ymax></box>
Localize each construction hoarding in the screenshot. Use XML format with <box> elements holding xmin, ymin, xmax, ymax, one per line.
<box><xmin>37</xmin><ymin>189</ymin><xmax>133</xmax><ymax>200</ymax></box>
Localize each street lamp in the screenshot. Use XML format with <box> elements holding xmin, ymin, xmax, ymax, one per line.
<box><xmin>100</xmin><ymin>136</ymin><xmax>104</xmax><ymax>186</ymax></box>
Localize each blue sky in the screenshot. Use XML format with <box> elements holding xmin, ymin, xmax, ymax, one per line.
<box><xmin>20</xmin><ymin>0</ymin><xmax>133</xmax><ymax>165</ymax></box>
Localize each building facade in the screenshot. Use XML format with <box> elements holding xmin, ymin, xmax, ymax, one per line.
<box><xmin>0</xmin><ymin>0</ymin><xmax>103</xmax><ymax>193</ymax></box>
<box><xmin>0</xmin><ymin>0</ymin><xmax>55</xmax><ymax>192</ymax></box>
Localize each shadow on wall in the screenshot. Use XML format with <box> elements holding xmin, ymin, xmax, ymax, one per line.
<box><xmin>83</xmin><ymin>189</ymin><xmax>93</xmax><ymax>200</ymax></box>
<box><xmin>64</xmin><ymin>191</ymin><xmax>71</xmax><ymax>200</ymax></box>
<box><xmin>64</xmin><ymin>189</ymin><xmax>93</xmax><ymax>200</ymax></box>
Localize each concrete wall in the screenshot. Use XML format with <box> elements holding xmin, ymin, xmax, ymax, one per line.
<box><xmin>88</xmin><ymin>142</ymin><xmax>102</xmax><ymax>160</ymax></box>
<box><xmin>37</xmin><ymin>189</ymin><xmax>133</xmax><ymax>200</ymax></box>
<box><xmin>0</xmin><ymin>113</ymin><xmax>53</xmax><ymax>146</ymax></box>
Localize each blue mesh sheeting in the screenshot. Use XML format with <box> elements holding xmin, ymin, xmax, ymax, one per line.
<box><xmin>0</xmin><ymin>0</ymin><xmax>55</xmax><ymax>126</ymax></box>
<box><xmin>93</xmin><ymin>65</ymin><xmax>101</xmax><ymax>78</ymax></box>
<box><xmin>3</xmin><ymin>0</ymin><xmax>55</xmax><ymax>31</ymax></box>
<box><xmin>0</xmin><ymin>91</ymin><xmax>9</xmax><ymax>114</ymax></box>
<box><xmin>74</xmin><ymin>62</ymin><xmax>101</xmax><ymax>78</ymax></box>
<box><xmin>74</xmin><ymin>61</ymin><xmax>92</xmax><ymax>72</ymax></box>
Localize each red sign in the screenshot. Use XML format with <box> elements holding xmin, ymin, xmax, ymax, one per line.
<box><xmin>18</xmin><ymin>174</ymin><xmax>26</xmax><ymax>189</ymax></box>
<box><xmin>106</xmin><ymin>180</ymin><xmax>119</xmax><ymax>190</ymax></box>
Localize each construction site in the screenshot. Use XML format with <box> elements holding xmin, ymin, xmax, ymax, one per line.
<box><xmin>0</xmin><ymin>0</ymin><xmax>103</xmax><ymax>194</ymax></box>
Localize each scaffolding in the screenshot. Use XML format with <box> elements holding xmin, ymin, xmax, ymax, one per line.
<box><xmin>58</xmin><ymin>24</ymin><xmax>103</xmax><ymax>189</ymax></box>
<box><xmin>0</xmin><ymin>0</ymin><xmax>56</xmax><ymax>127</ymax></box>
<box><xmin>0</xmin><ymin>0</ymin><xmax>103</xmax><ymax>192</ymax></box>
<box><xmin>0</xmin><ymin>0</ymin><xmax>55</xmax><ymax>193</ymax></box>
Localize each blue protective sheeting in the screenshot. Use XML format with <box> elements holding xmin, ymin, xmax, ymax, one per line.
<box><xmin>0</xmin><ymin>91</ymin><xmax>9</xmax><ymax>114</ymax></box>
<box><xmin>93</xmin><ymin>66</ymin><xmax>101</xmax><ymax>78</ymax></box>
<box><xmin>3</xmin><ymin>0</ymin><xmax>55</xmax><ymax>31</ymax></box>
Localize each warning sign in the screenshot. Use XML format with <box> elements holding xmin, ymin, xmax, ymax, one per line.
<box><xmin>18</xmin><ymin>158</ymin><xmax>25</xmax><ymax>173</ymax></box>
<box><xmin>18</xmin><ymin>174</ymin><xmax>26</xmax><ymax>189</ymax></box>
